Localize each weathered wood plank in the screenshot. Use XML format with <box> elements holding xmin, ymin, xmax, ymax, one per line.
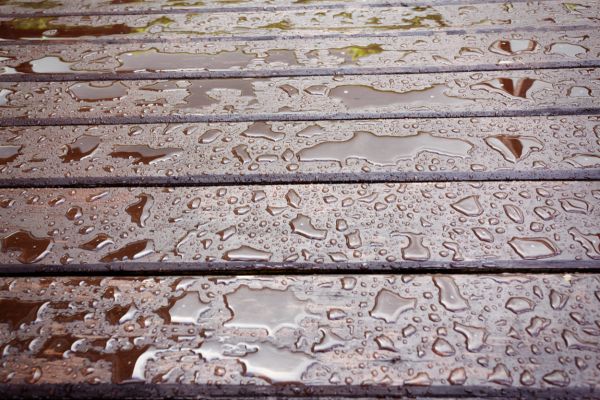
<box><xmin>0</xmin><ymin>181</ymin><xmax>598</xmax><ymax>273</ymax></box>
<box><xmin>0</xmin><ymin>1</ymin><xmax>597</xmax><ymax>43</ymax></box>
<box><xmin>1</xmin><ymin>116</ymin><xmax>599</xmax><ymax>186</ymax></box>
<box><xmin>1</xmin><ymin>30</ymin><xmax>598</xmax><ymax>81</ymax></box>
<box><xmin>0</xmin><ymin>0</ymin><xmax>536</xmax><ymax>17</ymax></box>
<box><xmin>1</xmin><ymin>68</ymin><xmax>598</xmax><ymax>125</ymax></box>
<box><xmin>0</xmin><ymin>274</ymin><xmax>598</xmax><ymax>398</ymax></box>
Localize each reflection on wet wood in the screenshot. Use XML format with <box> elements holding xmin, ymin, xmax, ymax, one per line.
<box><xmin>0</xmin><ymin>274</ymin><xmax>598</xmax><ymax>398</ymax></box>
<box><xmin>0</xmin><ymin>181</ymin><xmax>598</xmax><ymax>272</ymax></box>
<box><xmin>0</xmin><ymin>1</ymin><xmax>597</xmax><ymax>42</ymax></box>
<box><xmin>1</xmin><ymin>69</ymin><xmax>599</xmax><ymax>125</ymax></box>
<box><xmin>0</xmin><ymin>30</ymin><xmax>597</xmax><ymax>80</ymax></box>
<box><xmin>0</xmin><ymin>116</ymin><xmax>599</xmax><ymax>186</ymax></box>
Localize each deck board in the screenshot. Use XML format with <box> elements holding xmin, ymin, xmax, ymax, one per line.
<box><xmin>0</xmin><ymin>274</ymin><xmax>598</xmax><ymax>398</ymax></box>
<box><xmin>0</xmin><ymin>0</ymin><xmax>543</xmax><ymax>16</ymax></box>
<box><xmin>1</xmin><ymin>116</ymin><xmax>599</xmax><ymax>187</ymax></box>
<box><xmin>1</xmin><ymin>30</ymin><xmax>598</xmax><ymax>81</ymax></box>
<box><xmin>2</xmin><ymin>68</ymin><xmax>599</xmax><ymax>125</ymax></box>
<box><xmin>0</xmin><ymin>1</ymin><xmax>598</xmax><ymax>43</ymax></box>
<box><xmin>0</xmin><ymin>181</ymin><xmax>598</xmax><ymax>273</ymax></box>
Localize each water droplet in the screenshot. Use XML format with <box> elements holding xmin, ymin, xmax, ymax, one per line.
<box><xmin>454</xmin><ymin>322</ymin><xmax>488</xmax><ymax>352</ymax></box>
<box><xmin>432</xmin><ymin>276</ymin><xmax>469</xmax><ymax>312</ymax></box>
<box><xmin>370</xmin><ymin>289</ymin><xmax>417</xmax><ymax>323</ymax></box>
<box><xmin>223</xmin><ymin>245</ymin><xmax>272</xmax><ymax>261</ymax></box>
<box><xmin>451</xmin><ymin>195</ymin><xmax>483</xmax><ymax>217</ymax></box>
<box><xmin>508</xmin><ymin>237</ymin><xmax>560</xmax><ymax>259</ymax></box>
<box><xmin>400</xmin><ymin>233</ymin><xmax>430</xmax><ymax>261</ymax></box>
<box><xmin>505</xmin><ymin>297</ymin><xmax>535</xmax><ymax>314</ymax></box>
<box><xmin>290</xmin><ymin>214</ymin><xmax>327</xmax><ymax>240</ymax></box>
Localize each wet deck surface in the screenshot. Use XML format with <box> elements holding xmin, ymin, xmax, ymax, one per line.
<box><xmin>0</xmin><ymin>0</ymin><xmax>599</xmax><ymax>398</ymax></box>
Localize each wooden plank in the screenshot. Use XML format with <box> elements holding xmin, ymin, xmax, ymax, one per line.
<box><xmin>1</xmin><ymin>116</ymin><xmax>599</xmax><ymax>187</ymax></box>
<box><xmin>0</xmin><ymin>274</ymin><xmax>598</xmax><ymax>398</ymax></box>
<box><xmin>0</xmin><ymin>1</ymin><xmax>597</xmax><ymax>43</ymax></box>
<box><xmin>1</xmin><ymin>68</ymin><xmax>598</xmax><ymax>125</ymax></box>
<box><xmin>0</xmin><ymin>181</ymin><xmax>598</xmax><ymax>273</ymax></box>
<box><xmin>1</xmin><ymin>30</ymin><xmax>598</xmax><ymax>81</ymax></box>
<box><xmin>0</xmin><ymin>0</ymin><xmax>537</xmax><ymax>17</ymax></box>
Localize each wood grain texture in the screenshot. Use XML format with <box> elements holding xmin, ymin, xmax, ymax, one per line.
<box><xmin>0</xmin><ymin>181</ymin><xmax>598</xmax><ymax>273</ymax></box>
<box><xmin>0</xmin><ymin>274</ymin><xmax>598</xmax><ymax>398</ymax></box>
<box><xmin>1</xmin><ymin>68</ymin><xmax>599</xmax><ymax>126</ymax></box>
<box><xmin>0</xmin><ymin>1</ymin><xmax>597</xmax><ymax>43</ymax></box>
<box><xmin>1</xmin><ymin>116</ymin><xmax>599</xmax><ymax>187</ymax></box>
<box><xmin>0</xmin><ymin>30</ymin><xmax>598</xmax><ymax>81</ymax></box>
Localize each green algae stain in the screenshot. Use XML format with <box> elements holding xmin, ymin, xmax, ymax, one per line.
<box><xmin>0</xmin><ymin>16</ymin><xmax>174</xmax><ymax>40</ymax></box>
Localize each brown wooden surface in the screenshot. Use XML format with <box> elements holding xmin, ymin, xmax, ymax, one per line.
<box><xmin>0</xmin><ymin>0</ymin><xmax>599</xmax><ymax>398</ymax></box>
<box><xmin>0</xmin><ymin>181</ymin><xmax>598</xmax><ymax>273</ymax></box>
<box><xmin>0</xmin><ymin>274</ymin><xmax>599</xmax><ymax>398</ymax></box>
<box><xmin>0</xmin><ymin>1</ymin><xmax>598</xmax><ymax>43</ymax></box>
<box><xmin>1</xmin><ymin>116</ymin><xmax>599</xmax><ymax>187</ymax></box>
<box><xmin>1</xmin><ymin>29</ymin><xmax>598</xmax><ymax>81</ymax></box>
<box><xmin>2</xmin><ymin>69</ymin><xmax>599</xmax><ymax>126</ymax></box>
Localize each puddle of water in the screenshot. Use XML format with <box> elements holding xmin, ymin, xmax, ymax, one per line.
<box><xmin>370</xmin><ymin>289</ymin><xmax>417</xmax><ymax>322</ymax></box>
<box><xmin>109</xmin><ymin>144</ymin><xmax>182</xmax><ymax>165</ymax></box>
<box><xmin>99</xmin><ymin>239</ymin><xmax>154</xmax><ymax>262</ymax></box>
<box><xmin>0</xmin><ymin>145</ymin><xmax>22</xmax><ymax>165</ymax></box>
<box><xmin>546</xmin><ymin>42</ymin><xmax>588</xmax><ymax>57</ymax></box>
<box><xmin>297</xmin><ymin>131</ymin><xmax>473</xmax><ymax>166</ymax></box>
<box><xmin>1</xmin><ymin>230</ymin><xmax>53</xmax><ymax>264</ymax></box>
<box><xmin>224</xmin><ymin>285</ymin><xmax>309</xmax><ymax>334</ymax></box>
<box><xmin>125</xmin><ymin>193</ymin><xmax>154</xmax><ymax>227</ymax></box>
<box><xmin>68</xmin><ymin>82</ymin><xmax>128</xmax><ymax>102</ymax></box>
<box><xmin>484</xmin><ymin>135</ymin><xmax>543</xmax><ymax>163</ymax></box>
<box><xmin>116</xmin><ymin>48</ymin><xmax>257</xmax><ymax>72</ymax></box>
<box><xmin>79</xmin><ymin>233</ymin><xmax>114</xmax><ymax>251</ymax></box>
<box><xmin>15</xmin><ymin>56</ymin><xmax>76</xmax><ymax>74</ymax></box>
<box><xmin>60</xmin><ymin>135</ymin><xmax>101</xmax><ymax>163</ymax></box>
<box><xmin>329</xmin><ymin>84</ymin><xmax>472</xmax><ymax>110</ymax></box>
<box><xmin>489</xmin><ymin>39</ymin><xmax>538</xmax><ymax>55</ymax></box>
<box><xmin>471</xmin><ymin>77</ymin><xmax>551</xmax><ymax>99</ymax></box>
<box><xmin>223</xmin><ymin>245</ymin><xmax>272</xmax><ymax>261</ymax></box>
<box><xmin>508</xmin><ymin>237</ymin><xmax>560</xmax><ymax>259</ymax></box>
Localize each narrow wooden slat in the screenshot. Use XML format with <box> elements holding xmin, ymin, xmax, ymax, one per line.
<box><xmin>0</xmin><ymin>181</ymin><xmax>598</xmax><ymax>273</ymax></box>
<box><xmin>0</xmin><ymin>1</ymin><xmax>597</xmax><ymax>43</ymax></box>
<box><xmin>0</xmin><ymin>0</ymin><xmax>535</xmax><ymax>16</ymax></box>
<box><xmin>1</xmin><ymin>30</ymin><xmax>598</xmax><ymax>81</ymax></box>
<box><xmin>1</xmin><ymin>68</ymin><xmax>598</xmax><ymax>125</ymax></box>
<box><xmin>1</xmin><ymin>116</ymin><xmax>599</xmax><ymax>187</ymax></box>
<box><xmin>0</xmin><ymin>274</ymin><xmax>598</xmax><ymax>398</ymax></box>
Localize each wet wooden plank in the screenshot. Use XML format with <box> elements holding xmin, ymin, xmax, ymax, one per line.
<box><xmin>0</xmin><ymin>274</ymin><xmax>598</xmax><ymax>398</ymax></box>
<box><xmin>1</xmin><ymin>68</ymin><xmax>598</xmax><ymax>125</ymax></box>
<box><xmin>0</xmin><ymin>0</ymin><xmax>536</xmax><ymax>16</ymax></box>
<box><xmin>1</xmin><ymin>116</ymin><xmax>599</xmax><ymax>187</ymax></box>
<box><xmin>0</xmin><ymin>1</ymin><xmax>597</xmax><ymax>43</ymax></box>
<box><xmin>0</xmin><ymin>181</ymin><xmax>598</xmax><ymax>273</ymax></box>
<box><xmin>1</xmin><ymin>30</ymin><xmax>598</xmax><ymax>81</ymax></box>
